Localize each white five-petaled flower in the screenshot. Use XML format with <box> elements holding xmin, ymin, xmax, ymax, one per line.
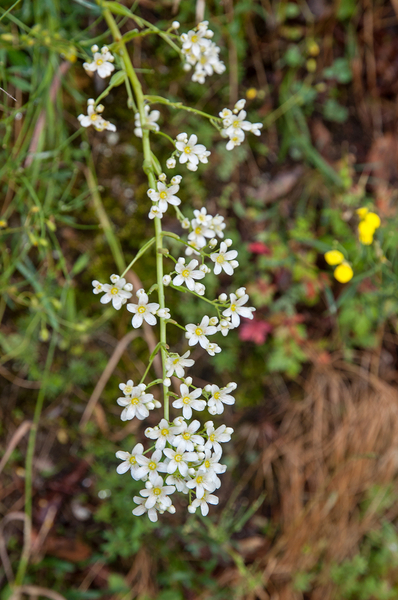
<box><xmin>117</xmin><ymin>383</ymin><xmax>155</xmax><ymax>421</ymax></box>
<box><xmin>165</xmin><ymin>473</ymin><xmax>189</xmax><ymax>494</ymax></box>
<box><xmin>165</xmin><ymin>351</ymin><xmax>195</xmax><ymax>378</ymax></box>
<box><xmin>180</xmin><ymin>21</ymin><xmax>225</xmax><ymax>83</ymax></box>
<box><xmin>116</xmin><ymin>443</ymin><xmax>145</xmax><ymax>480</ymax></box>
<box><xmin>132</xmin><ymin>495</ymin><xmax>159</xmax><ymax>522</ymax></box>
<box><xmin>83</xmin><ymin>45</ymin><xmax>115</xmax><ymax>78</ymax></box>
<box><xmin>205</xmin><ymin>382</ymin><xmax>237</xmax><ymax>415</ymax></box>
<box><xmin>193</xmin><ymin>207</ymin><xmax>212</xmax><ymax>226</ymax></box>
<box><xmin>198</xmin><ymin>448</ymin><xmax>226</xmax><ymax>485</ymax></box>
<box><xmin>173</xmin><ymin>419</ymin><xmax>204</xmax><ymax>452</ymax></box>
<box><xmin>148</xmin><ymin>205</ymin><xmax>165</xmax><ymax>220</ymax></box>
<box><xmin>222</xmin><ymin>292</ymin><xmax>255</xmax><ymax>327</ymax></box>
<box><xmin>78</xmin><ymin>99</ymin><xmax>116</xmax><ymax>132</ymax></box>
<box><xmin>147</xmin><ymin>181</ymin><xmax>181</xmax><ymax>212</ymax></box>
<box><xmin>219</xmin><ymin>99</ymin><xmax>263</xmax><ymax>150</ymax></box>
<box><xmin>186</xmin><ymin>470</ymin><xmax>218</xmax><ymax>499</ymax></box>
<box><xmin>225</xmin><ymin>129</ymin><xmax>245</xmax><ymax>151</ymax></box>
<box><xmin>210</xmin><ymin>241</ymin><xmax>239</xmax><ymax>276</ymax></box>
<box><xmin>172</xmin><ymin>383</ymin><xmax>206</xmax><ymax>420</ymax></box>
<box><xmin>134</xmin><ymin>105</ymin><xmax>160</xmax><ymax>138</ymax></box>
<box><xmin>175</xmin><ymin>134</ymin><xmax>209</xmax><ymax>170</ymax></box>
<box><xmin>127</xmin><ymin>290</ymin><xmax>160</xmax><ymax>328</ymax></box>
<box><xmin>163</xmin><ymin>442</ymin><xmax>198</xmax><ymax>476</ymax></box>
<box><xmin>188</xmin><ymin>219</ymin><xmax>215</xmax><ymax>248</ymax></box>
<box><xmin>173</xmin><ymin>257</ymin><xmax>205</xmax><ymax>291</ymax></box>
<box><xmin>93</xmin><ymin>274</ymin><xmax>132</xmax><ymax>309</ymax></box>
<box><xmin>218</xmin><ymin>318</ymin><xmax>235</xmax><ymax>336</ymax></box>
<box><xmin>205</xmin><ymin>342</ymin><xmax>222</xmax><ymax>357</ymax></box>
<box><xmin>136</xmin><ymin>450</ymin><xmax>167</xmax><ymax>484</ymax></box>
<box><xmin>145</xmin><ymin>418</ymin><xmax>183</xmax><ymax>451</ymax></box>
<box><xmin>139</xmin><ymin>474</ymin><xmax>175</xmax><ymax>509</ymax></box>
<box><xmin>210</xmin><ymin>214</ymin><xmax>226</xmax><ymax>238</ymax></box>
<box><xmin>185</xmin><ymin>315</ymin><xmax>218</xmax><ymax>348</ymax></box>
<box><xmin>204</xmin><ymin>422</ymin><xmax>234</xmax><ymax>454</ymax></box>
<box><xmin>189</xmin><ymin>490</ymin><xmax>219</xmax><ymax>516</ymax></box>
<box><xmin>224</xmin><ymin>109</ymin><xmax>252</xmax><ymax>137</ymax></box>
<box><xmin>119</xmin><ymin>379</ymin><xmax>136</xmax><ymax>396</ymax></box>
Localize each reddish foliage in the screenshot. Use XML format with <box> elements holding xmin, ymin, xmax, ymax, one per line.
<box><xmin>239</xmin><ymin>318</ymin><xmax>272</xmax><ymax>345</ymax></box>
<box><xmin>248</xmin><ymin>241</ymin><xmax>271</xmax><ymax>255</ymax></box>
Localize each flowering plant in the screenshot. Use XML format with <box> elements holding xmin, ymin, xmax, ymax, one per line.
<box><xmin>81</xmin><ymin>5</ymin><xmax>260</xmax><ymax>521</ymax></box>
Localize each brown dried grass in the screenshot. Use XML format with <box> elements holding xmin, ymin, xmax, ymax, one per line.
<box><xmin>238</xmin><ymin>358</ymin><xmax>398</xmax><ymax>599</ymax></box>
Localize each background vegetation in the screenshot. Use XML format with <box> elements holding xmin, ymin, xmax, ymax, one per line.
<box><xmin>2</xmin><ymin>0</ymin><xmax>398</xmax><ymax>598</ymax></box>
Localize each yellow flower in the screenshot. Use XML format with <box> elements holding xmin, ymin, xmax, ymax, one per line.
<box><xmin>356</xmin><ymin>207</ymin><xmax>368</xmax><ymax>219</ymax></box>
<box><xmin>246</xmin><ymin>88</ymin><xmax>257</xmax><ymax>100</ymax></box>
<box><xmin>334</xmin><ymin>262</ymin><xmax>353</xmax><ymax>283</ymax></box>
<box><xmin>324</xmin><ymin>250</ymin><xmax>344</xmax><ymax>265</ymax></box>
<box><xmin>364</xmin><ymin>212</ymin><xmax>380</xmax><ymax>230</ymax></box>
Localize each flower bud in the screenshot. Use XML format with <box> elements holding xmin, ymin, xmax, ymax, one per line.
<box><xmin>174</xmin><ymin>416</ymin><xmax>185</xmax><ymax>426</ymax></box>
<box><xmin>136</xmin><ymin>288</ymin><xmax>145</xmax><ymax>296</ymax></box>
<box><xmin>204</xmin><ymin>421</ymin><xmax>214</xmax><ymax>428</ymax></box>
<box><xmin>172</xmin><ymin>21</ymin><xmax>180</xmax><ymax>29</ymax></box>
<box><xmin>147</xmin><ymin>188</ymin><xmax>156</xmax><ymax>198</ymax></box>
<box><xmin>181</xmin><ymin>218</ymin><xmax>190</xmax><ymax>229</ymax></box>
<box><xmin>185</xmin><ymin>376</ymin><xmax>193</xmax><ymax>385</ymax></box>
<box><xmin>186</xmin><ymin>162</ymin><xmax>198</xmax><ymax>172</ymax></box>
<box><xmin>234</xmin><ymin>99</ymin><xmax>246</xmax><ymax>111</ymax></box>
<box><xmin>91</xmin><ymin>44</ymin><xmax>99</xmax><ymax>53</ymax></box>
<box><xmin>194</xmin><ymin>282</ymin><xmax>205</xmax><ymax>295</ymax></box>
<box><xmin>230</xmin><ymin>260</ymin><xmax>239</xmax><ymax>269</ymax></box>
<box><xmin>236</xmin><ymin>287</ymin><xmax>246</xmax><ymax>297</ymax></box>
<box><xmin>188</xmin><ymin>505</ymin><xmax>196</xmax><ymax>514</ymax></box>
<box><xmin>124</xmin><ymin>283</ymin><xmax>133</xmax><ymax>291</ymax></box>
<box><xmin>145</xmin><ymin>427</ymin><xmax>153</xmax><ymax>436</ymax></box>
<box><xmin>176</xmin><ymin>132</ymin><xmax>188</xmax><ymax>142</ymax></box>
<box><xmin>204</xmin><ymin>384</ymin><xmax>212</xmax><ymax>392</ymax></box>
<box><xmin>197</xmin><ymin>452</ymin><xmax>205</xmax><ymax>460</ymax></box>
<box><xmin>168</xmin><ymin>505</ymin><xmax>176</xmax><ymax>514</ymax></box>
<box><xmin>145</xmin><ymin>481</ymin><xmax>153</xmax><ymax>489</ymax></box>
<box><xmin>171</xmin><ymin>175</ymin><xmax>182</xmax><ymax>185</ymax></box>
<box><xmin>218</xmin><ymin>293</ymin><xmax>227</xmax><ymax>302</ymax></box>
<box><xmin>208</xmin><ymin>239</ymin><xmax>218</xmax><ymax>248</ymax></box>
<box><xmin>199</xmin><ymin>264</ymin><xmax>209</xmax><ymax>274</ymax></box>
<box><xmin>209</xmin><ymin>406</ymin><xmax>217</xmax><ymax>415</ymax></box>
<box><xmin>158</xmin><ymin>172</ymin><xmax>167</xmax><ymax>182</ymax></box>
<box><xmin>110</xmin><ymin>274</ymin><xmax>119</xmax><ymax>283</ymax></box>
<box><xmin>166</xmin><ymin>157</ymin><xmax>176</xmax><ymax>169</ymax></box>
<box><xmin>163</xmin><ymin>274</ymin><xmax>171</xmax><ymax>286</ymax></box>
<box><xmin>188</xmin><ymin>468</ymin><xmax>196</xmax><ymax>476</ymax></box>
<box><xmin>209</xmin><ymin>317</ymin><xmax>218</xmax><ymax>326</ymax></box>
<box><xmin>224</xmin><ymin>238</ymin><xmax>233</xmax><ymax>247</ymax></box>
<box><xmin>154</xmin><ymin>400</ymin><xmax>162</xmax><ymax>408</ymax></box>
<box><xmin>163</xmin><ymin>377</ymin><xmax>171</xmax><ymax>387</ymax></box>
<box><xmin>147</xmin><ymin>402</ymin><xmax>155</xmax><ymax>410</ymax></box>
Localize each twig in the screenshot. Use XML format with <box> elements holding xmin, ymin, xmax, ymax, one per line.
<box><xmin>0</xmin><ymin>512</ymin><xmax>31</xmax><ymax>585</ymax></box>
<box><xmin>10</xmin><ymin>586</ymin><xmax>67</xmax><ymax>600</ymax></box>
<box><xmin>0</xmin><ymin>421</ymin><xmax>32</xmax><ymax>477</ymax></box>
<box><xmin>0</xmin><ymin>364</ymin><xmax>41</xmax><ymax>389</ymax></box>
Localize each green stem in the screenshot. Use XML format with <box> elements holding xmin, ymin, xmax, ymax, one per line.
<box><xmin>145</xmin><ymin>95</ymin><xmax>220</xmax><ymax>123</ymax></box>
<box><xmin>14</xmin><ymin>333</ymin><xmax>57</xmax><ymax>586</ymax></box>
<box><xmin>103</xmin><ymin>7</ymin><xmax>169</xmax><ymax>419</ymax></box>
<box><xmin>121</xmin><ymin>236</ymin><xmax>155</xmax><ymax>277</ymax></box>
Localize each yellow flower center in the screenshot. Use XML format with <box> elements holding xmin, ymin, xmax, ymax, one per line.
<box><xmin>191</xmin><ymin>35</ymin><xmax>198</xmax><ymax>43</ymax></box>
<box><xmin>196</xmin><ymin>476</ymin><xmax>203</xmax><ymax>484</ymax></box>
<box><xmin>194</xmin><ymin>227</ymin><xmax>201</xmax><ymax>235</ymax></box>
<box><xmin>129</xmin><ymin>456</ymin><xmax>136</xmax><ymax>464</ymax></box>
<box><xmin>182</xmin><ymin>396</ymin><xmax>191</xmax><ymax>405</ymax></box>
<box><xmin>148</xmin><ymin>461</ymin><xmax>157</xmax><ymax>470</ymax></box>
<box><xmin>124</xmin><ymin>386</ymin><xmax>132</xmax><ymax>394</ymax></box>
<box><xmin>183</xmin><ymin>432</ymin><xmax>191</xmax><ymax>440</ymax></box>
<box><xmin>205</xmin><ymin>460</ymin><xmax>210</xmax><ymax>468</ymax></box>
<box><xmin>184</xmin><ymin>147</ymin><xmax>191</xmax><ymax>154</ymax></box>
<box><xmin>90</xmin><ymin>113</ymin><xmax>98</xmax><ymax>121</ymax></box>
<box><xmin>214</xmin><ymin>392</ymin><xmax>220</xmax><ymax>400</ymax></box>
<box><xmin>175</xmin><ymin>454</ymin><xmax>182</xmax><ymax>462</ymax></box>
<box><xmin>182</xmin><ymin>269</ymin><xmax>190</xmax><ymax>278</ymax></box>
<box><xmin>233</xmin><ymin>120</ymin><xmax>240</xmax><ymax>128</ymax></box>
<box><xmin>153</xmin><ymin>487</ymin><xmax>161</xmax><ymax>495</ymax></box>
<box><xmin>131</xmin><ymin>397</ymin><xmax>140</xmax><ymax>405</ymax></box>
<box><xmin>209</xmin><ymin>434</ymin><xmax>215</xmax><ymax>442</ymax></box>
<box><xmin>195</xmin><ymin>327</ymin><xmax>203</xmax><ymax>336</ymax></box>
<box><xmin>216</xmin><ymin>255</ymin><xmax>225</xmax><ymax>263</ymax></box>
<box><xmin>96</xmin><ymin>58</ymin><xmax>104</xmax><ymax>65</ymax></box>
<box><xmin>110</xmin><ymin>287</ymin><xmax>119</xmax><ymax>295</ymax></box>
<box><xmin>138</xmin><ymin>306</ymin><xmax>146</xmax><ymax>313</ymax></box>
<box><xmin>161</xmin><ymin>428</ymin><xmax>169</xmax><ymax>436</ymax></box>
<box><xmin>159</xmin><ymin>191</ymin><xmax>168</xmax><ymax>199</ymax></box>
<box><xmin>173</xmin><ymin>358</ymin><xmax>179</xmax><ymax>364</ymax></box>
<box><xmin>230</xmin><ymin>304</ymin><xmax>236</xmax><ymax>312</ymax></box>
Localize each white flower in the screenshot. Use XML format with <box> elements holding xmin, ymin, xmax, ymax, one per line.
<box><xmin>189</xmin><ymin>490</ymin><xmax>219</xmax><ymax>516</ymax></box>
<box><xmin>219</xmin><ymin>108</ymin><xmax>232</xmax><ymax>119</ymax></box>
<box><xmin>115</xmin><ymin>443</ymin><xmax>145</xmax><ymax>479</ymax></box>
<box><xmin>226</xmin><ymin>129</ymin><xmax>245</xmax><ymax>151</ymax></box>
<box><xmin>181</xmin><ymin>29</ymin><xmax>210</xmax><ymax>58</ymax></box>
<box><xmin>222</xmin><ymin>292</ymin><xmax>255</xmax><ymax>327</ymax></box>
<box><xmin>210</xmin><ymin>241</ymin><xmax>238</xmax><ymax>276</ymax></box>
<box><xmin>171</xmin><ymin>175</ymin><xmax>182</xmax><ymax>185</ymax></box>
<box><xmin>166</xmin><ymin>473</ymin><xmax>189</xmax><ymax>494</ymax></box>
<box><xmin>194</xmin><ymin>282</ymin><xmax>205</xmax><ymax>296</ymax></box>
<box><xmin>148</xmin><ymin>205</ymin><xmax>165</xmax><ymax>219</ymax></box>
<box><xmin>94</xmin><ymin>274</ymin><xmax>132</xmax><ymax>309</ymax></box>
<box><xmin>175</xmin><ymin>134</ymin><xmax>208</xmax><ymax>169</ymax></box>
<box><xmin>147</xmin><ymin>181</ymin><xmax>181</xmax><ymax>212</ymax></box>
<box><xmin>206</xmin><ymin>382</ymin><xmax>237</xmax><ymax>415</ymax></box>
<box><xmin>132</xmin><ymin>495</ymin><xmax>159</xmax><ymax>522</ymax></box>
<box><xmin>136</xmin><ymin>450</ymin><xmax>167</xmax><ymax>484</ymax></box>
<box><xmin>172</xmin><ymin>383</ymin><xmax>205</xmax><ymax>420</ymax></box>
<box><xmin>250</xmin><ymin>122</ymin><xmax>263</xmax><ymax>136</ymax></box>
<box><xmin>117</xmin><ymin>384</ymin><xmax>155</xmax><ymax>421</ymax></box>
<box><xmin>165</xmin><ymin>351</ymin><xmax>195</xmax><ymax>378</ymax></box>
<box><xmin>186</xmin><ymin>471</ymin><xmax>218</xmax><ymax>499</ymax></box>
<box><xmin>234</xmin><ymin>99</ymin><xmax>246</xmax><ymax>112</ymax></box>
<box><xmin>172</xmin><ymin>21</ymin><xmax>180</xmax><ymax>30</ymax></box>
<box><xmin>205</xmin><ymin>342</ymin><xmax>221</xmax><ymax>357</ymax></box>
<box><xmin>173</xmin><ymin>419</ymin><xmax>204</xmax><ymax>452</ymax></box>
<box><xmin>188</xmin><ymin>219</ymin><xmax>215</xmax><ymax>248</ymax></box>
<box><xmin>193</xmin><ymin>207</ymin><xmax>212</xmax><ymax>226</ymax></box>
<box><xmin>163</xmin><ymin>442</ymin><xmax>198</xmax><ymax>476</ymax></box>
<box><xmin>166</xmin><ymin>157</ymin><xmax>176</xmax><ymax>169</ymax></box>
<box><xmin>198</xmin><ymin>449</ymin><xmax>226</xmax><ymax>485</ymax></box>
<box><xmin>78</xmin><ymin>99</ymin><xmax>116</xmax><ymax>132</ymax></box>
<box><xmin>204</xmin><ymin>423</ymin><xmax>233</xmax><ymax>454</ymax></box>
<box><xmin>156</xmin><ymin>307</ymin><xmax>170</xmax><ymax>319</ymax></box>
<box><xmin>185</xmin><ymin>315</ymin><xmax>218</xmax><ymax>348</ymax></box>
<box><xmin>134</xmin><ymin>105</ymin><xmax>160</xmax><ymax>138</ymax></box>
<box><xmin>173</xmin><ymin>257</ymin><xmax>205</xmax><ymax>291</ymax></box>
<box><xmin>127</xmin><ymin>290</ymin><xmax>160</xmax><ymax>328</ymax></box>
<box><xmin>218</xmin><ymin>318</ymin><xmax>234</xmax><ymax>336</ymax></box>
<box><xmin>210</xmin><ymin>214</ymin><xmax>226</xmax><ymax>238</ymax></box>
<box><xmin>163</xmin><ymin>274</ymin><xmax>171</xmax><ymax>286</ymax></box>
<box><xmin>139</xmin><ymin>475</ymin><xmax>175</xmax><ymax>508</ymax></box>
<box><xmin>83</xmin><ymin>46</ymin><xmax>115</xmax><ymax>78</ymax></box>
<box><xmin>145</xmin><ymin>418</ymin><xmax>182</xmax><ymax>451</ymax></box>
<box><xmin>119</xmin><ymin>379</ymin><xmax>135</xmax><ymax>396</ymax></box>
<box><xmin>199</xmin><ymin>264</ymin><xmax>211</xmax><ymax>274</ymax></box>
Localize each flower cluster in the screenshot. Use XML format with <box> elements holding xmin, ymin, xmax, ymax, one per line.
<box><xmin>180</xmin><ymin>20</ymin><xmax>226</xmax><ymax>84</ymax></box>
<box><xmin>147</xmin><ymin>173</ymin><xmax>181</xmax><ymax>219</ymax></box>
<box><xmin>357</xmin><ymin>207</ymin><xmax>381</xmax><ymax>245</ymax></box>
<box><xmin>169</xmin><ymin>133</ymin><xmax>210</xmax><ymax>172</ymax></box>
<box><xmin>83</xmin><ymin>45</ymin><xmax>115</xmax><ymax>78</ymax></box>
<box><xmin>78</xmin><ymin>99</ymin><xmax>116</xmax><ymax>132</ymax></box>
<box><xmin>219</xmin><ymin>99</ymin><xmax>263</xmax><ymax>150</ymax></box>
<box><xmin>324</xmin><ymin>250</ymin><xmax>353</xmax><ymax>283</ymax></box>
